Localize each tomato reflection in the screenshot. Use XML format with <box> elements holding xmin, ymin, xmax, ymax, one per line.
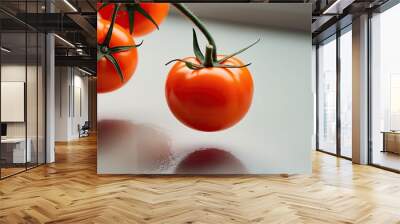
<box><xmin>98</xmin><ymin>119</ymin><xmax>172</xmax><ymax>171</ymax></box>
<box><xmin>175</xmin><ymin>148</ymin><xmax>246</xmax><ymax>174</ymax></box>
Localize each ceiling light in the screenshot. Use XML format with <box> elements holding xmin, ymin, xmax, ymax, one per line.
<box><xmin>77</xmin><ymin>67</ymin><xmax>94</xmax><ymax>76</ymax></box>
<box><xmin>1</xmin><ymin>47</ymin><xmax>11</xmax><ymax>53</ymax></box>
<box><xmin>54</xmin><ymin>34</ymin><xmax>75</xmax><ymax>48</ymax></box>
<box><xmin>323</xmin><ymin>0</ymin><xmax>355</xmax><ymax>15</ymax></box>
<box><xmin>63</xmin><ymin>0</ymin><xmax>78</xmax><ymax>12</ymax></box>
<box><xmin>76</xmin><ymin>48</ymin><xmax>86</xmax><ymax>56</ymax></box>
<box><xmin>322</xmin><ymin>0</ymin><xmax>343</xmax><ymax>15</ymax></box>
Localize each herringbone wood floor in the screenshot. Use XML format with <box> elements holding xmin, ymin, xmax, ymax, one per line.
<box><xmin>1</xmin><ymin>135</ymin><xmax>400</xmax><ymax>224</ymax></box>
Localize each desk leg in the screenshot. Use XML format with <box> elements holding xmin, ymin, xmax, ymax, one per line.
<box><xmin>382</xmin><ymin>133</ymin><xmax>386</xmax><ymax>153</ymax></box>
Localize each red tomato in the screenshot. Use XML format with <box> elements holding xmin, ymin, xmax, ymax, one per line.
<box><xmin>165</xmin><ymin>56</ymin><xmax>254</xmax><ymax>132</ymax></box>
<box><xmin>98</xmin><ymin>3</ymin><xmax>169</xmax><ymax>37</ymax></box>
<box><xmin>97</xmin><ymin>17</ymin><xmax>138</xmax><ymax>93</ymax></box>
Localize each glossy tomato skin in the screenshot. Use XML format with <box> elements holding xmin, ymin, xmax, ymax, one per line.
<box><xmin>98</xmin><ymin>3</ymin><xmax>169</xmax><ymax>37</ymax></box>
<box><xmin>165</xmin><ymin>57</ymin><xmax>254</xmax><ymax>132</ymax></box>
<box><xmin>97</xmin><ymin>18</ymin><xmax>138</xmax><ymax>93</ymax></box>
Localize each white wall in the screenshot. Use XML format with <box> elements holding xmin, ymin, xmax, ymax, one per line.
<box><xmin>98</xmin><ymin>4</ymin><xmax>312</xmax><ymax>174</ymax></box>
<box><xmin>55</xmin><ymin>67</ymin><xmax>89</xmax><ymax>141</ymax></box>
<box><xmin>72</xmin><ymin>73</ymin><xmax>89</xmax><ymax>138</ymax></box>
<box><xmin>55</xmin><ymin>67</ymin><xmax>69</xmax><ymax>141</ymax></box>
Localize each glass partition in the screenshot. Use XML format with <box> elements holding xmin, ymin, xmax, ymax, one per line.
<box><xmin>317</xmin><ymin>36</ymin><xmax>337</xmax><ymax>154</ymax></box>
<box><xmin>316</xmin><ymin>26</ymin><xmax>354</xmax><ymax>159</ymax></box>
<box><xmin>0</xmin><ymin>0</ymin><xmax>46</xmax><ymax>179</ymax></box>
<box><xmin>27</xmin><ymin>31</ymin><xmax>38</xmax><ymax>169</ymax></box>
<box><xmin>339</xmin><ymin>28</ymin><xmax>352</xmax><ymax>158</ymax></box>
<box><xmin>0</xmin><ymin>31</ymin><xmax>28</xmax><ymax>177</ymax></box>
<box><xmin>38</xmin><ymin>32</ymin><xmax>45</xmax><ymax>165</ymax></box>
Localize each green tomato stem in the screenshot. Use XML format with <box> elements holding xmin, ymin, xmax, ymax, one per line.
<box><xmin>102</xmin><ymin>3</ymin><xmax>120</xmax><ymax>48</ymax></box>
<box><xmin>172</xmin><ymin>3</ymin><xmax>217</xmax><ymax>62</ymax></box>
<box><xmin>204</xmin><ymin>45</ymin><xmax>214</xmax><ymax>67</ymax></box>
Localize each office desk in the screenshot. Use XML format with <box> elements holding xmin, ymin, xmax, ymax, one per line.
<box><xmin>1</xmin><ymin>138</ymin><xmax>31</xmax><ymax>164</ymax></box>
<box><xmin>382</xmin><ymin>131</ymin><xmax>400</xmax><ymax>154</ymax></box>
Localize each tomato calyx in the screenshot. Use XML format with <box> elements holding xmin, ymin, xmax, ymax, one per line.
<box><xmin>97</xmin><ymin>3</ymin><xmax>142</xmax><ymax>82</ymax></box>
<box><xmin>167</xmin><ymin>3</ymin><xmax>260</xmax><ymax>70</ymax></box>
<box><xmin>165</xmin><ymin>29</ymin><xmax>260</xmax><ymax>70</ymax></box>
<box><xmin>99</xmin><ymin>2</ymin><xmax>160</xmax><ymax>35</ymax></box>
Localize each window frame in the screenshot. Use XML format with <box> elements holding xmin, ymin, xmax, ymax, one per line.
<box><xmin>315</xmin><ymin>24</ymin><xmax>353</xmax><ymax>161</ymax></box>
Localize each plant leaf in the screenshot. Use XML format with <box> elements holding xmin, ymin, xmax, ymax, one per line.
<box><xmin>104</xmin><ymin>54</ymin><xmax>124</xmax><ymax>82</ymax></box>
<box><xmin>215</xmin><ymin>63</ymin><xmax>252</xmax><ymax>69</ymax></box>
<box><xmin>98</xmin><ymin>3</ymin><xmax>108</xmax><ymax>11</ymax></box>
<box><xmin>192</xmin><ymin>29</ymin><xmax>204</xmax><ymax>63</ymax></box>
<box><xmin>217</xmin><ymin>38</ymin><xmax>260</xmax><ymax>63</ymax></box>
<box><xmin>127</xmin><ymin>5</ymin><xmax>135</xmax><ymax>34</ymax></box>
<box><xmin>97</xmin><ymin>45</ymin><xmax>104</xmax><ymax>61</ymax></box>
<box><xmin>185</xmin><ymin>62</ymin><xmax>203</xmax><ymax>70</ymax></box>
<box><xmin>165</xmin><ymin>59</ymin><xmax>203</xmax><ymax>70</ymax></box>
<box><xmin>103</xmin><ymin>4</ymin><xmax>120</xmax><ymax>47</ymax></box>
<box><xmin>135</xmin><ymin>4</ymin><xmax>159</xmax><ymax>30</ymax></box>
<box><xmin>109</xmin><ymin>41</ymin><xmax>143</xmax><ymax>53</ymax></box>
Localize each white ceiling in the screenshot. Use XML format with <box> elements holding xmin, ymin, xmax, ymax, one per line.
<box><xmin>170</xmin><ymin>3</ymin><xmax>311</xmax><ymax>32</ymax></box>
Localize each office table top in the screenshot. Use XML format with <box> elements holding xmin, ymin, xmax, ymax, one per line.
<box><xmin>1</xmin><ymin>138</ymin><xmax>28</xmax><ymax>143</ymax></box>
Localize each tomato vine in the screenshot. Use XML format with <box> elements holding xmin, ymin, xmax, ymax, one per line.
<box><xmin>99</xmin><ymin>3</ymin><xmax>160</xmax><ymax>35</ymax></box>
<box><xmin>97</xmin><ymin>3</ymin><xmax>259</xmax><ymax>80</ymax></box>
<box><xmin>166</xmin><ymin>3</ymin><xmax>260</xmax><ymax>70</ymax></box>
<box><xmin>97</xmin><ymin>3</ymin><xmax>142</xmax><ymax>81</ymax></box>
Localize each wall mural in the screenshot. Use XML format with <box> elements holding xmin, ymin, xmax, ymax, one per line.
<box><xmin>97</xmin><ymin>3</ymin><xmax>313</xmax><ymax>174</ymax></box>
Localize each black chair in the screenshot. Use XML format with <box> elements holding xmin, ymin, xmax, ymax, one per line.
<box><xmin>79</xmin><ymin>121</ymin><xmax>90</xmax><ymax>138</ymax></box>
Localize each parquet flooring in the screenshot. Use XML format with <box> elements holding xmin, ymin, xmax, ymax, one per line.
<box><xmin>1</xmin><ymin>167</ymin><xmax>26</xmax><ymax>178</ymax></box>
<box><xmin>1</xmin><ymin>135</ymin><xmax>400</xmax><ymax>223</ymax></box>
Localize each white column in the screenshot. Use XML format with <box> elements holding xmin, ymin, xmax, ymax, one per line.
<box><xmin>352</xmin><ymin>14</ymin><xmax>369</xmax><ymax>164</ymax></box>
<box><xmin>46</xmin><ymin>32</ymin><xmax>55</xmax><ymax>163</ymax></box>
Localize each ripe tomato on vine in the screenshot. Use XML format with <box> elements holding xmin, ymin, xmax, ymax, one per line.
<box><xmin>164</xmin><ymin>4</ymin><xmax>259</xmax><ymax>132</ymax></box>
<box><xmin>97</xmin><ymin>4</ymin><xmax>141</xmax><ymax>93</ymax></box>
<box><xmin>97</xmin><ymin>3</ymin><xmax>259</xmax><ymax>132</ymax></box>
<box><xmin>98</xmin><ymin>3</ymin><xmax>169</xmax><ymax>37</ymax></box>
